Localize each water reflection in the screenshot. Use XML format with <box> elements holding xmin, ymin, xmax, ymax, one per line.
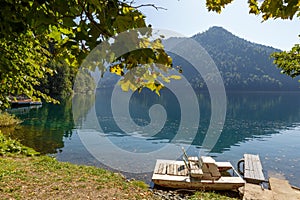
<box><xmin>4</xmin><ymin>91</ymin><xmax>300</xmax><ymax>155</ymax></box>
<box><xmin>2</xmin><ymin>100</ymin><xmax>74</xmax><ymax>154</ymax></box>
<box><xmin>2</xmin><ymin>91</ymin><xmax>300</xmax><ymax>186</ymax></box>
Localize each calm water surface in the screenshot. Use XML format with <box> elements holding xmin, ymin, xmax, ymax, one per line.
<box><xmin>3</xmin><ymin>91</ymin><xmax>300</xmax><ymax>187</ymax></box>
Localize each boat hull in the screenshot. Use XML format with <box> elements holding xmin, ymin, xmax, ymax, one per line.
<box><xmin>152</xmin><ymin>159</ymin><xmax>245</xmax><ymax>190</ymax></box>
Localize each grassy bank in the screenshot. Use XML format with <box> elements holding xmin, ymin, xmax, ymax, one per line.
<box><xmin>0</xmin><ymin>132</ymin><xmax>239</xmax><ymax>199</ymax></box>
<box><xmin>0</xmin><ymin>155</ymin><xmax>239</xmax><ymax>200</ymax></box>
<box><xmin>0</xmin><ymin>155</ymin><xmax>153</xmax><ymax>199</ymax></box>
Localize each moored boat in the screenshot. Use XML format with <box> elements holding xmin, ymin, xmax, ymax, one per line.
<box><xmin>152</xmin><ymin>151</ymin><xmax>245</xmax><ymax>190</ymax></box>
<box><xmin>10</xmin><ymin>99</ymin><xmax>42</xmax><ymax>108</ymax></box>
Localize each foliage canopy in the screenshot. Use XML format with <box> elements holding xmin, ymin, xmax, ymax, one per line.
<box><xmin>0</xmin><ymin>0</ymin><xmax>175</xmax><ymax>109</ymax></box>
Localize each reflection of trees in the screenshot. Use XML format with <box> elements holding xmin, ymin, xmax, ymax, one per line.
<box><xmin>3</xmin><ymin>91</ymin><xmax>300</xmax><ymax>155</ymax></box>
<box><xmin>3</xmin><ymin>99</ymin><xmax>75</xmax><ymax>154</ymax></box>
<box><xmin>141</xmin><ymin>92</ymin><xmax>300</xmax><ymax>154</ymax></box>
<box><xmin>95</xmin><ymin>87</ymin><xmax>181</xmax><ymax>139</ymax></box>
<box><xmin>202</xmin><ymin>92</ymin><xmax>300</xmax><ymax>153</ymax></box>
<box><xmin>72</xmin><ymin>94</ymin><xmax>95</xmax><ymax>128</ymax></box>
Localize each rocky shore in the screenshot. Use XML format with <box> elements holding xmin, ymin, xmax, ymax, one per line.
<box><xmin>152</xmin><ymin>189</ymin><xmax>195</xmax><ymax>200</ymax></box>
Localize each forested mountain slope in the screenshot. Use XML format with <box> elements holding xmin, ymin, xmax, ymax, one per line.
<box><xmin>99</xmin><ymin>26</ymin><xmax>299</xmax><ymax>91</ymax></box>
<box><xmin>169</xmin><ymin>26</ymin><xmax>299</xmax><ymax>91</ymax></box>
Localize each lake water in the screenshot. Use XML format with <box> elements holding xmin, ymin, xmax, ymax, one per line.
<box><xmin>3</xmin><ymin>90</ymin><xmax>300</xmax><ymax>187</ymax></box>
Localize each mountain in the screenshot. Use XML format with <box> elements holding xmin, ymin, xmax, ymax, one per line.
<box><xmin>167</xmin><ymin>26</ymin><xmax>300</xmax><ymax>91</ymax></box>
<box><xmin>98</xmin><ymin>26</ymin><xmax>299</xmax><ymax>91</ymax></box>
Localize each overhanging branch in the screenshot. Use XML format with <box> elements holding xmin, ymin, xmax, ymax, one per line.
<box><xmin>132</xmin><ymin>4</ymin><xmax>167</xmax><ymax>11</ymax></box>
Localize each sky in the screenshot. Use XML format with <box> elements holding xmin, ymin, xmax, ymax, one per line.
<box><xmin>134</xmin><ymin>0</ymin><xmax>299</xmax><ymax>50</ymax></box>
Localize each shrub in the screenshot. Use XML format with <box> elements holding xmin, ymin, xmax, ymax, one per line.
<box><xmin>0</xmin><ymin>111</ymin><xmax>22</xmax><ymax>127</ymax></box>
<box><xmin>0</xmin><ymin>131</ymin><xmax>39</xmax><ymax>156</ymax></box>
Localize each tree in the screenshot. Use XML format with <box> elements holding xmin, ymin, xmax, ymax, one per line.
<box><xmin>206</xmin><ymin>0</ymin><xmax>300</xmax><ymax>80</ymax></box>
<box><xmin>0</xmin><ymin>0</ymin><xmax>175</xmax><ymax>109</ymax></box>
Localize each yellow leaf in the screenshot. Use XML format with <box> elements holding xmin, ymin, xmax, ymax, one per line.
<box><xmin>162</xmin><ymin>76</ymin><xmax>170</xmax><ymax>83</ymax></box>
<box><xmin>146</xmin><ymin>82</ymin><xmax>156</xmax><ymax>91</ymax></box>
<box><xmin>169</xmin><ymin>75</ymin><xmax>182</xmax><ymax>80</ymax></box>
<box><xmin>109</xmin><ymin>64</ymin><xmax>124</xmax><ymax>76</ymax></box>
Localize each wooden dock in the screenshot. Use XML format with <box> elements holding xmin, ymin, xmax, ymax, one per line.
<box><xmin>238</xmin><ymin>154</ymin><xmax>265</xmax><ymax>184</ymax></box>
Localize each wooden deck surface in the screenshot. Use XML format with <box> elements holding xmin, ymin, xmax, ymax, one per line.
<box><xmin>154</xmin><ymin>160</ymin><xmax>188</xmax><ymax>176</ymax></box>
<box><xmin>244</xmin><ymin>154</ymin><xmax>265</xmax><ymax>184</ymax></box>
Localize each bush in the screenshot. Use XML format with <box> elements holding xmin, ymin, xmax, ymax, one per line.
<box><xmin>0</xmin><ymin>111</ymin><xmax>22</xmax><ymax>127</ymax></box>
<box><xmin>0</xmin><ymin>131</ymin><xmax>39</xmax><ymax>156</ymax></box>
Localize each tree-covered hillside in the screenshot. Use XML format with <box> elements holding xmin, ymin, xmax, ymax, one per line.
<box><xmin>99</xmin><ymin>26</ymin><xmax>299</xmax><ymax>91</ymax></box>
<box><xmin>172</xmin><ymin>26</ymin><xmax>300</xmax><ymax>91</ymax></box>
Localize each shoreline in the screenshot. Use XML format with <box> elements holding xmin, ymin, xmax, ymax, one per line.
<box><xmin>0</xmin><ymin>155</ymin><xmax>239</xmax><ymax>200</ymax></box>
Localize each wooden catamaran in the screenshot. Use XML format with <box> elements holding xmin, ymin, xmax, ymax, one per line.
<box><xmin>152</xmin><ymin>150</ymin><xmax>245</xmax><ymax>190</ymax></box>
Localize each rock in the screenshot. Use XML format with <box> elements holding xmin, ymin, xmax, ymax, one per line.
<box><xmin>151</xmin><ymin>189</ymin><xmax>192</xmax><ymax>200</ymax></box>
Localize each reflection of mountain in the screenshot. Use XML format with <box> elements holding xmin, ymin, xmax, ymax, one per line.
<box><xmin>166</xmin><ymin>26</ymin><xmax>300</xmax><ymax>91</ymax></box>
<box><xmin>137</xmin><ymin>91</ymin><xmax>300</xmax><ymax>153</ymax></box>
<box><xmin>195</xmin><ymin>92</ymin><xmax>300</xmax><ymax>153</ymax></box>
<box><xmin>94</xmin><ymin>88</ymin><xmax>300</xmax><ymax>154</ymax></box>
<box><xmin>4</xmin><ymin>89</ymin><xmax>300</xmax><ymax>155</ymax></box>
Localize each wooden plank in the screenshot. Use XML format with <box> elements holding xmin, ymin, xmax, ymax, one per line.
<box><xmin>174</xmin><ymin>164</ymin><xmax>178</xmax><ymax>175</ymax></box>
<box><xmin>157</xmin><ymin>163</ymin><xmax>164</xmax><ymax>174</ymax></box>
<box><xmin>188</xmin><ymin>156</ymin><xmax>198</xmax><ymax>162</ymax></box>
<box><xmin>244</xmin><ymin>154</ymin><xmax>265</xmax><ymax>183</ymax></box>
<box><xmin>201</xmin><ymin>156</ymin><xmax>216</xmax><ymax>164</ymax></box>
<box><xmin>190</xmin><ymin>168</ymin><xmax>203</xmax><ymax>176</ymax></box>
<box><xmin>162</xmin><ymin>163</ymin><xmax>167</xmax><ymax>174</ymax></box>
<box><xmin>216</xmin><ymin>162</ymin><xmax>232</xmax><ymax>171</ymax></box>
<box><xmin>269</xmin><ymin>178</ymin><xmax>300</xmax><ymax>200</ymax></box>
<box><xmin>167</xmin><ymin>164</ymin><xmax>176</xmax><ymax>175</ymax></box>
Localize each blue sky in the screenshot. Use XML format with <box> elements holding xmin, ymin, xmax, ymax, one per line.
<box><xmin>135</xmin><ymin>0</ymin><xmax>299</xmax><ymax>50</ymax></box>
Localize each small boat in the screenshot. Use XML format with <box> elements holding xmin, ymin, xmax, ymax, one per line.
<box><xmin>10</xmin><ymin>99</ymin><xmax>42</xmax><ymax>108</ymax></box>
<box><xmin>152</xmin><ymin>150</ymin><xmax>245</xmax><ymax>190</ymax></box>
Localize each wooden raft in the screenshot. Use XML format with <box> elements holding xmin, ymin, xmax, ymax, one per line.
<box><xmin>239</xmin><ymin>154</ymin><xmax>265</xmax><ymax>184</ymax></box>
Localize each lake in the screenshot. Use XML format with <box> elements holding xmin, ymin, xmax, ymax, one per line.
<box><xmin>4</xmin><ymin>90</ymin><xmax>300</xmax><ymax>187</ymax></box>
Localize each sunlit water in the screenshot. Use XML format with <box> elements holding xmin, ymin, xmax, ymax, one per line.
<box><xmin>3</xmin><ymin>91</ymin><xmax>300</xmax><ymax>187</ymax></box>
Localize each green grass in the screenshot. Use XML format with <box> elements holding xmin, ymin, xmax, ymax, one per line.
<box><xmin>0</xmin><ymin>155</ymin><xmax>153</xmax><ymax>199</ymax></box>
<box><xmin>0</xmin><ymin>132</ymin><xmax>239</xmax><ymax>199</ymax></box>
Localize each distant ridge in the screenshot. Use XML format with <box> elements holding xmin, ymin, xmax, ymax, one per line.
<box><xmin>167</xmin><ymin>26</ymin><xmax>299</xmax><ymax>91</ymax></box>
<box><xmin>193</xmin><ymin>26</ymin><xmax>277</xmax><ymax>51</ymax></box>
<box><xmin>99</xmin><ymin>26</ymin><xmax>299</xmax><ymax>91</ymax></box>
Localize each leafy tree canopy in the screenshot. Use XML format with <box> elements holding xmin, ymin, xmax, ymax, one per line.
<box><xmin>0</xmin><ymin>0</ymin><xmax>175</xmax><ymax>109</ymax></box>
<box><xmin>206</xmin><ymin>0</ymin><xmax>300</xmax><ymax>80</ymax></box>
<box><xmin>2</xmin><ymin>0</ymin><xmax>299</xmax><ymax>110</ymax></box>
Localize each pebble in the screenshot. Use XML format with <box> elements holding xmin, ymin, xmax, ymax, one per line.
<box><xmin>151</xmin><ymin>189</ymin><xmax>193</xmax><ymax>200</ymax></box>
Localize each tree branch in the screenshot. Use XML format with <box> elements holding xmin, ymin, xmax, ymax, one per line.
<box><xmin>132</xmin><ymin>4</ymin><xmax>167</xmax><ymax>11</ymax></box>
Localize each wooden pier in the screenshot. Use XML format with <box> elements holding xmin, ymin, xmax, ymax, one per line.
<box><xmin>238</xmin><ymin>154</ymin><xmax>265</xmax><ymax>184</ymax></box>
<box><xmin>238</xmin><ymin>154</ymin><xmax>300</xmax><ymax>199</ymax></box>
